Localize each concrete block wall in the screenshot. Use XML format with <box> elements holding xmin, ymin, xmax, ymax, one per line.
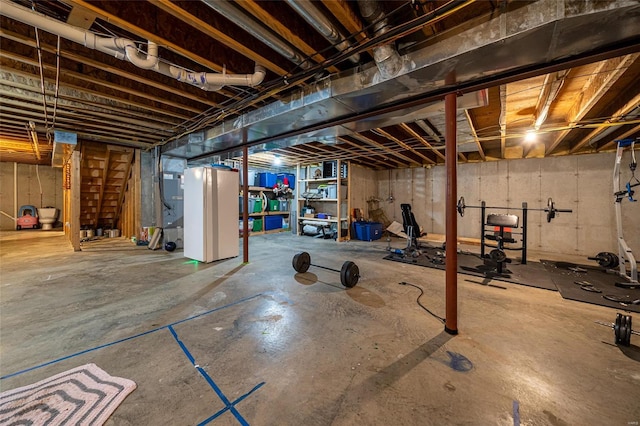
<box><xmin>0</xmin><ymin>162</ymin><xmax>64</xmax><ymax>230</ymax></box>
<box><xmin>374</xmin><ymin>152</ymin><xmax>639</xmax><ymax>257</ymax></box>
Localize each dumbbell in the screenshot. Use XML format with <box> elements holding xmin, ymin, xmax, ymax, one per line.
<box><xmin>292</xmin><ymin>251</ymin><xmax>359</xmax><ymax>287</ymax></box>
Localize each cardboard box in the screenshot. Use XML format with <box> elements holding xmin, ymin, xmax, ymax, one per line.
<box><xmin>304</xmin><ymin>213</ymin><xmax>315</xmax><ymax>218</ymax></box>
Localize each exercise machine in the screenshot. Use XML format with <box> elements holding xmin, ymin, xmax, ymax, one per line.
<box><xmin>612</xmin><ymin>139</ymin><xmax>639</xmax><ymax>288</ymax></box>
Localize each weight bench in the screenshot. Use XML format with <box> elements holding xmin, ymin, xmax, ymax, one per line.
<box><xmin>484</xmin><ymin>214</ymin><xmax>519</xmax><ymax>274</ymax></box>
<box><xmin>401</xmin><ymin>203</ymin><xmax>425</xmax><ymax>250</ymax></box>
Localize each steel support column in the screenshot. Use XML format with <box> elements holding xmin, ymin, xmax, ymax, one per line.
<box><xmin>444</xmin><ymin>88</ymin><xmax>458</xmax><ymax>335</ymax></box>
<box><xmin>242</xmin><ymin>133</ymin><xmax>249</xmax><ymax>263</ymax></box>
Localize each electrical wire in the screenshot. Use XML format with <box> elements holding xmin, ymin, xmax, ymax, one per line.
<box><xmin>398</xmin><ymin>281</ymin><xmax>445</xmax><ymax>323</ymax></box>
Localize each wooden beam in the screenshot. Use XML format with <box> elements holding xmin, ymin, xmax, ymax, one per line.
<box><xmin>499</xmin><ymin>84</ymin><xmax>507</xmax><ymax>160</ymax></box>
<box><xmin>546</xmin><ymin>54</ymin><xmax>638</xmax><ymax>155</ymax></box>
<box><xmin>337</xmin><ymin>137</ymin><xmax>404</xmax><ymax>167</ymax></box>
<box><xmin>95</xmin><ymin>148</ymin><xmax>111</xmax><ymax>227</ymax></box>
<box><xmin>2</xmin><ymin>52</ymin><xmax>202</xmax><ymax>115</ymax></box>
<box><xmin>111</xmin><ymin>151</ymin><xmax>134</xmax><ymax>229</ymax></box>
<box><xmin>235</xmin><ymin>0</ymin><xmax>339</xmax><ymax>73</ymax></box>
<box><xmin>464</xmin><ymin>110</ymin><xmax>486</xmax><ymax>161</ymax></box>
<box><xmin>321</xmin><ymin>0</ymin><xmax>365</xmax><ymax>42</ymax></box>
<box><xmin>597</xmin><ymin>124</ymin><xmax>640</xmax><ymax>152</ymax></box>
<box><xmin>399</xmin><ymin>123</ymin><xmax>440</xmax><ymax>162</ymax></box>
<box><xmin>572</xmin><ymin>92</ymin><xmax>640</xmax><ymax>153</ymax></box>
<box><xmin>151</xmin><ymin>0</ymin><xmax>289</xmax><ymax>76</ymax></box>
<box><xmin>376</xmin><ymin>127</ymin><xmax>435</xmax><ymax>165</ymax></box>
<box><xmin>349</xmin><ymin>133</ymin><xmax>418</xmax><ymax>167</ymax></box>
<box><xmin>71</xmin><ymin>150</ymin><xmax>81</xmax><ymax>251</ymax></box>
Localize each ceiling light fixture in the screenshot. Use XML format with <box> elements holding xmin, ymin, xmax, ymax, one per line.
<box><xmin>524</xmin><ymin>130</ymin><xmax>537</xmax><ymax>143</ymax></box>
<box><xmin>273</xmin><ymin>155</ymin><xmax>282</xmax><ymax>166</ymax></box>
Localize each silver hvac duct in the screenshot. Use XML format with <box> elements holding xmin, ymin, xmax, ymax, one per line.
<box><xmin>161</xmin><ymin>0</ymin><xmax>639</xmax><ymax>162</ymax></box>
<box><xmin>202</xmin><ymin>0</ymin><xmax>311</xmax><ymax>70</ymax></box>
<box><xmin>285</xmin><ymin>0</ymin><xmax>360</xmax><ymax>64</ymax></box>
<box><xmin>357</xmin><ymin>0</ymin><xmax>403</xmax><ymax>80</ymax></box>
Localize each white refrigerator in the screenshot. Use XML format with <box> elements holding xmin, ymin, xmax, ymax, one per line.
<box><xmin>184</xmin><ymin>166</ymin><xmax>239</xmax><ymax>263</ymax></box>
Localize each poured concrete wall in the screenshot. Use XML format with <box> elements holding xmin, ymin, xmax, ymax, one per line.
<box><xmin>0</xmin><ymin>162</ymin><xmax>63</xmax><ymax>230</ymax></box>
<box><xmin>374</xmin><ymin>152</ymin><xmax>639</xmax><ymax>257</ymax></box>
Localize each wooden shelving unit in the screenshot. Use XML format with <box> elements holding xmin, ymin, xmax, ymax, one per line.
<box><xmin>296</xmin><ymin>160</ymin><xmax>350</xmax><ymax>241</ymax></box>
<box><xmin>239</xmin><ymin>186</ymin><xmax>291</xmax><ymax>236</ymax></box>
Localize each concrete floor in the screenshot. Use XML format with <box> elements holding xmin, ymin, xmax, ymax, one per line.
<box><xmin>0</xmin><ymin>230</ymin><xmax>638</xmax><ymax>425</ymax></box>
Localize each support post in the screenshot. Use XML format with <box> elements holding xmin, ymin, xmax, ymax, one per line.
<box><xmin>70</xmin><ymin>150</ymin><xmax>81</xmax><ymax>251</ymax></box>
<box><xmin>480</xmin><ymin>201</ymin><xmax>486</xmax><ymax>259</ymax></box>
<box><xmin>444</xmin><ymin>88</ymin><xmax>458</xmax><ymax>335</ymax></box>
<box><xmin>521</xmin><ymin>202</ymin><xmax>528</xmax><ymax>264</ymax></box>
<box><xmin>242</xmin><ymin>135</ymin><xmax>249</xmax><ymax>263</ymax></box>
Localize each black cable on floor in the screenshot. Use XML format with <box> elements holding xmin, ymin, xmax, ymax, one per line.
<box><xmin>398</xmin><ymin>281</ymin><xmax>446</xmax><ymax>324</ymax></box>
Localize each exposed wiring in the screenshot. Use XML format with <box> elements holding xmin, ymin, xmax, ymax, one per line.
<box><xmin>398</xmin><ymin>281</ymin><xmax>445</xmax><ymax>323</ymax></box>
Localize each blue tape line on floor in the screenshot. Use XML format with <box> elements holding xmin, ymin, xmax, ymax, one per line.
<box><xmin>513</xmin><ymin>400</ymin><xmax>520</xmax><ymax>426</ymax></box>
<box><xmin>1</xmin><ymin>293</ymin><xmax>263</xmax><ymax>380</ymax></box>
<box><xmin>169</xmin><ymin>325</ymin><xmax>263</xmax><ymax>426</ymax></box>
<box><xmin>198</xmin><ymin>382</ymin><xmax>265</xmax><ymax>426</ymax></box>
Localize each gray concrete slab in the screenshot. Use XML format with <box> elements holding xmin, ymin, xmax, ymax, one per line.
<box><xmin>1</xmin><ymin>230</ymin><xmax>638</xmax><ymax>425</ymax></box>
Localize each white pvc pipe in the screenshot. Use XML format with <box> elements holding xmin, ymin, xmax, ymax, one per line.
<box><xmin>1</xmin><ymin>0</ymin><xmax>265</xmax><ymax>90</ymax></box>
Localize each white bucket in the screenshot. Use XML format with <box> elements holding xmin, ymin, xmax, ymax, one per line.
<box><xmin>86</xmin><ymin>229</ymin><xmax>95</xmax><ymax>238</ymax></box>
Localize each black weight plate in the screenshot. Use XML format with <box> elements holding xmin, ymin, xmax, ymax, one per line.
<box><xmin>489</xmin><ymin>249</ymin><xmax>507</xmax><ymax>263</ymax></box>
<box><xmin>623</xmin><ymin>315</ymin><xmax>632</xmax><ymax>346</ymax></box>
<box><xmin>457</xmin><ymin>197</ymin><xmax>465</xmax><ymax>217</ymax></box>
<box><xmin>292</xmin><ymin>251</ymin><xmax>311</xmax><ymax>273</ymax></box>
<box><xmin>340</xmin><ymin>261</ymin><xmax>359</xmax><ymax>288</ymax></box>
<box><xmin>546</xmin><ymin>198</ymin><xmax>555</xmax><ymax>223</ymax></box>
<box><xmin>614</xmin><ymin>313</ymin><xmax>622</xmax><ymax>343</ymax></box>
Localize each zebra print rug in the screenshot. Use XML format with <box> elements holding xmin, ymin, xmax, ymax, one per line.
<box><xmin>0</xmin><ymin>363</ymin><xmax>136</xmax><ymax>425</ymax></box>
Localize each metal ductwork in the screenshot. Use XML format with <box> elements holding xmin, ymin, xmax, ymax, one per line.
<box><xmin>0</xmin><ymin>0</ymin><xmax>266</xmax><ymax>91</ymax></box>
<box><xmin>285</xmin><ymin>0</ymin><xmax>360</xmax><ymax>65</ymax></box>
<box><xmin>357</xmin><ymin>0</ymin><xmax>403</xmax><ymax>80</ymax></box>
<box><xmin>161</xmin><ymin>0</ymin><xmax>640</xmax><ymax>163</ymax></box>
<box><xmin>202</xmin><ymin>0</ymin><xmax>311</xmax><ymax>70</ymax></box>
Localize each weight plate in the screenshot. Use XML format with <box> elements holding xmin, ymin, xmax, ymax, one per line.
<box><xmin>292</xmin><ymin>251</ymin><xmax>311</xmax><ymax>273</ymax></box>
<box><xmin>546</xmin><ymin>198</ymin><xmax>555</xmax><ymax>223</ymax></box>
<box><xmin>457</xmin><ymin>197</ymin><xmax>465</xmax><ymax>217</ymax></box>
<box><xmin>489</xmin><ymin>249</ymin><xmax>507</xmax><ymax>263</ymax></box>
<box><xmin>623</xmin><ymin>315</ymin><xmax>632</xmax><ymax>346</ymax></box>
<box><xmin>340</xmin><ymin>261</ymin><xmax>359</xmax><ymax>288</ymax></box>
<box><xmin>614</xmin><ymin>313</ymin><xmax>622</xmax><ymax>343</ymax></box>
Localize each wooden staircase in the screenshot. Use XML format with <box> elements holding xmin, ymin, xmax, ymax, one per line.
<box><xmin>80</xmin><ymin>142</ymin><xmax>134</xmax><ymax>229</ymax></box>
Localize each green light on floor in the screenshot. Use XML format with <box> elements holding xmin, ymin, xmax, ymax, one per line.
<box><xmin>183</xmin><ymin>260</ymin><xmax>199</xmax><ymax>265</ymax></box>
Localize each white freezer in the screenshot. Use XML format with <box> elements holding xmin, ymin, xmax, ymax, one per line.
<box><xmin>184</xmin><ymin>166</ymin><xmax>239</xmax><ymax>263</ymax></box>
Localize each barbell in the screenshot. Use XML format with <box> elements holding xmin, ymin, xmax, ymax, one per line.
<box><xmin>457</xmin><ymin>197</ymin><xmax>572</xmax><ymax>223</ymax></box>
<box><xmin>587</xmin><ymin>252</ymin><xmax>619</xmax><ymax>269</ymax></box>
<box><xmin>292</xmin><ymin>251</ymin><xmax>360</xmax><ymax>288</ymax></box>
<box><xmin>595</xmin><ymin>313</ymin><xmax>638</xmax><ymax>346</ymax></box>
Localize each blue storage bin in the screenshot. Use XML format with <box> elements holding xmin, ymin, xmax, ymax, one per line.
<box><xmin>276</xmin><ymin>173</ymin><xmax>296</xmax><ymax>190</ymax></box>
<box><xmin>258</xmin><ymin>172</ymin><xmax>277</xmax><ymax>188</ymax></box>
<box><xmin>265</xmin><ymin>215</ymin><xmax>283</xmax><ymax>231</ymax></box>
<box><xmin>352</xmin><ymin>222</ymin><xmax>383</xmax><ymax>241</ymax></box>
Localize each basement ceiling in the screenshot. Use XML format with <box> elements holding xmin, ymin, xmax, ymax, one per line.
<box><xmin>1</xmin><ymin>0</ymin><xmax>639</xmax><ymax>168</ymax></box>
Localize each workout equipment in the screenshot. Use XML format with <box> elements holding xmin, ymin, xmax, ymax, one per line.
<box><xmin>483</xmin><ymin>214</ymin><xmax>518</xmax><ymax>274</ymax></box>
<box><xmin>292</xmin><ymin>251</ymin><xmax>359</xmax><ymax>287</ymax></box>
<box><xmin>457</xmin><ymin>197</ymin><xmax>571</xmax><ymax>223</ymax></box>
<box><xmin>612</xmin><ymin>139</ymin><xmax>639</xmax><ymax>288</ymax></box>
<box><xmin>164</xmin><ymin>241</ymin><xmax>177</xmax><ymax>252</ymax></box>
<box><xmin>457</xmin><ymin>198</ymin><xmax>573</xmax><ymax>264</ymax></box>
<box><xmin>588</xmin><ymin>252</ymin><xmax>619</xmax><ymax>269</ymax></box>
<box><xmin>595</xmin><ymin>313</ymin><xmax>638</xmax><ymax>346</ymax></box>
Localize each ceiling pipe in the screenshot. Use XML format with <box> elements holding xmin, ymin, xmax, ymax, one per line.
<box><xmin>201</xmin><ymin>0</ymin><xmax>311</xmax><ymax>70</ymax></box>
<box><xmin>0</xmin><ymin>0</ymin><xmax>265</xmax><ymax>91</ymax></box>
<box><xmin>357</xmin><ymin>0</ymin><xmax>403</xmax><ymax>80</ymax></box>
<box><xmin>284</xmin><ymin>0</ymin><xmax>360</xmax><ymax>64</ymax></box>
